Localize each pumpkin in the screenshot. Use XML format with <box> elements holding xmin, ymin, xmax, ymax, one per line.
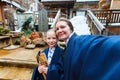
<box><xmin>98</xmin><ymin>0</ymin><xmax>111</xmax><ymax>10</ymax></box>
<box><xmin>30</xmin><ymin>31</ymin><xmax>43</xmax><ymax>40</ymax></box>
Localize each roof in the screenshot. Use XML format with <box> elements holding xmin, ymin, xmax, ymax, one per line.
<box><xmin>41</xmin><ymin>0</ymin><xmax>75</xmax><ymax>8</ymax></box>
<box><xmin>1</xmin><ymin>0</ymin><xmax>26</xmax><ymax>11</ymax></box>
<box><xmin>41</xmin><ymin>0</ymin><xmax>75</xmax><ymax>1</ymax></box>
<box><xmin>76</xmin><ymin>0</ymin><xmax>99</xmax><ymax>2</ymax></box>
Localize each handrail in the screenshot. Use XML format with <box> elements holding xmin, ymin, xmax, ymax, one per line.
<box><xmin>50</xmin><ymin>9</ymin><xmax>61</xmax><ymax>28</ymax></box>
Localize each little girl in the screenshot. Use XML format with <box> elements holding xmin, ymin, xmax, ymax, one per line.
<box><xmin>32</xmin><ymin>29</ymin><xmax>63</xmax><ymax>80</ymax></box>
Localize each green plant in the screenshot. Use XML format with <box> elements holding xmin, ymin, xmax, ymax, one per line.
<box><xmin>21</xmin><ymin>17</ymin><xmax>33</xmax><ymax>36</ymax></box>
<box><xmin>0</xmin><ymin>27</ymin><xmax>10</xmax><ymax>35</ymax></box>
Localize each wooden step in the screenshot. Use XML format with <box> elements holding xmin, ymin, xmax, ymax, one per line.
<box><xmin>0</xmin><ymin>47</ymin><xmax>47</xmax><ymax>79</ymax></box>
<box><xmin>0</xmin><ymin>66</ymin><xmax>33</xmax><ymax>80</ymax></box>
<box><xmin>0</xmin><ymin>58</ymin><xmax>37</xmax><ymax>68</ymax></box>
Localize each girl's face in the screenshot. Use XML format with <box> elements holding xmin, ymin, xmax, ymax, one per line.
<box><xmin>55</xmin><ymin>21</ymin><xmax>72</xmax><ymax>42</ymax></box>
<box><xmin>46</xmin><ymin>31</ymin><xmax>57</xmax><ymax>48</ymax></box>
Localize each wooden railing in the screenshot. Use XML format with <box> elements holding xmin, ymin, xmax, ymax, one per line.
<box><xmin>86</xmin><ymin>10</ymin><xmax>117</xmax><ymax>36</ymax></box>
<box><xmin>50</xmin><ymin>9</ymin><xmax>61</xmax><ymax>28</ymax></box>
<box><xmin>86</xmin><ymin>10</ymin><xmax>105</xmax><ymax>35</ymax></box>
<box><xmin>92</xmin><ymin>9</ymin><xmax>120</xmax><ymax>27</ymax></box>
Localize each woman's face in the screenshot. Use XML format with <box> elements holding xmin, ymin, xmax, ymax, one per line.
<box><xmin>55</xmin><ymin>21</ymin><xmax>72</xmax><ymax>42</ymax></box>
<box><xmin>46</xmin><ymin>31</ymin><xmax>57</xmax><ymax>48</ymax></box>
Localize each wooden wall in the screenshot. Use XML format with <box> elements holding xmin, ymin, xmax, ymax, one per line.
<box><xmin>107</xmin><ymin>26</ymin><xmax>120</xmax><ymax>34</ymax></box>
<box><xmin>110</xmin><ymin>0</ymin><xmax>120</xmax><ymax>9</ymax></box>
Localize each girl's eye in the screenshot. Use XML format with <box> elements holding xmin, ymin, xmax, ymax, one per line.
<box><xmin>47</xmin><ymin>38</ymin><xmax>50</xmax><ymax>39</ymax></box>
<box><xmin>53</xmin><ymin>37</ymin><xmax>56</xmax><ymax>39</ymax></box>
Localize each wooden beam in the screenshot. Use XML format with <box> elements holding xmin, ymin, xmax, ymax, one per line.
<box><xmin>0</xmin><ymin>3</ymin><xmax>6</xmax><ymax>28</ymax></box>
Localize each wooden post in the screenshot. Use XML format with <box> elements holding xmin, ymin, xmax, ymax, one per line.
<box><xmin>38</xmin><ymin>3</ymin><xmax>48</xmax><ymax>32</ymax></box>
<box><xmin>0</xmin><ymin>2</ymin><xmax>6</xmax><ymax>28</ymax></box>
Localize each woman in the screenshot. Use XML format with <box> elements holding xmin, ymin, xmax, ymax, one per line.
<box><xmin>54</xmin><ymin>18</ymin><xmax>120</xmax><ymax>80</ymax></box>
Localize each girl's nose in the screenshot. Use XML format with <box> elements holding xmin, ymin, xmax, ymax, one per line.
<box><xmin>50</xmin><ymin>39</ymin><xmax>53</xmax><ymax>42</ymax></box>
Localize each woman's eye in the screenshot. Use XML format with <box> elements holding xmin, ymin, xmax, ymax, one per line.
<box><xmin>55</xmin><ymin>28</ymin><xmax>59</xmax><ymax>31</ymax></box>
<box><xmin>61</xmin><ymin>26</ymin><xmax>65</xmax><ymax>29</ymax></box>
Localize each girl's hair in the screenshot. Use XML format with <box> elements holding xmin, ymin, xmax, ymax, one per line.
<box><xmin>56</xmin><ymin>17</ymin><xmax>74</xmax><ymax>32</ymax></box>
<box><xmin>46</xmin><ymin>28</ymin><xmax>57</xmax><ymax>37</ymax></box>
<box><xmin>46</xmin><ymin>29</ymin><xmax>56</xmax><ymax>34</ymax></box>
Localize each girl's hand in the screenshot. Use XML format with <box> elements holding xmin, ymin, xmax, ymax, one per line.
<box><xmin>38</xmin><ymin>65</ymin><xmax>48</xmax><ymax>74</ymax></box>
<box><xmin>38</xmin><ymin>65</ymin><xmax>44</xmax><ymax>73</ymax></box>
<box><xmin>43</xmin><ymin>67</ymin><xmax>48</xmax><ymax>74</ymax></box>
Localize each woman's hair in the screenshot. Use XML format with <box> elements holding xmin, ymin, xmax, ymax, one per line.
<box><xmin>56</xmin><ymin>17</ymin><xmax>74</xmax><ymax>32</ymax></box>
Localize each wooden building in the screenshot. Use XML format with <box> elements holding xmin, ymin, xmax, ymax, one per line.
<box><xmin>75</xmin><ymin>0</ymin><xmax>99</xmax><ymax>9</ymax></box>
<box><xmin>40</xmin><ymin>0</ymin><xmax>75</xmax><ymax>18</ymax></box>
<box><xmin>0</xmin><ymin>0</ymin><xmax>34</xmax><ymax>29</ymax></box>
